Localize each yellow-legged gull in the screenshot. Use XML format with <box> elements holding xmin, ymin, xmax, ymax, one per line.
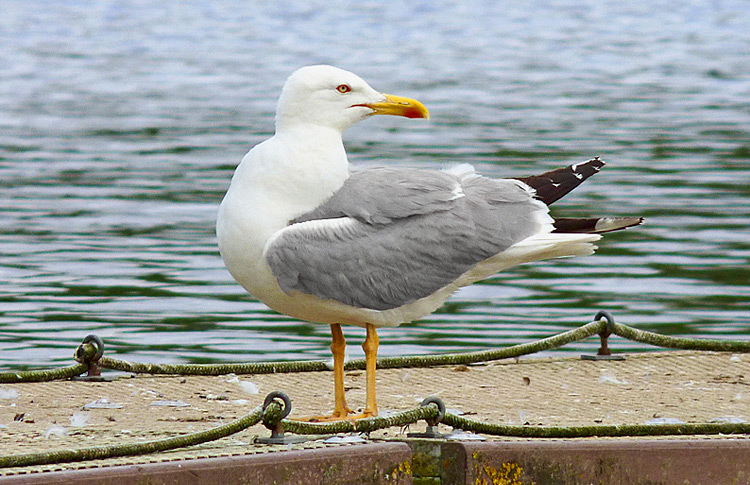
<box><xmin>217</xmin><ymin>65</ymin><xmax>642</xmax><ymax>420</ymax></box>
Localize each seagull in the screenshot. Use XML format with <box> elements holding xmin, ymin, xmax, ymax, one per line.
<box><xmin>216</xmin><ymin>65</ymin><xmax>642</xmax><ymax>421</ymax></box>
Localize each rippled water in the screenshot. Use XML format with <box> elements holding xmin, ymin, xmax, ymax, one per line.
<box><xmin>1</xmin><ymin>1</ymin><xmax>749</xmax><ymax>369</ymax></box>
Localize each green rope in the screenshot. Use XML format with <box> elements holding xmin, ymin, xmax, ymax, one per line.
<box><xmin>3</xmin><ymin>319</ymin><xmax>750</xmax><ymax>384</ymax></box>
<box><xmin>280</xmin><ymin>404</ymin><xmax>441</xmax><ymax>435</ymax></box>
<box><xmin>348</xmin><ymin>320</ymin><xmax>608</xmax><ymax>370</ymax></box>
<box><xmin>2</xmin><ymin>399</ymin><xmax>748</xmax><ymax>470</ymax></box>
<box><xmin>441</xmin><ymin>412</ymin><xmax>750</xmax><ymax>438</ymax></box>
<box><xmin>0</xmin><ymin>405</ymin><xmax>264</xmax><ymax>469</ymax></box>
<box><xmin>97</xmin><ymin>356</ymin><xmax>329</xmax><ymax>376</ymax></box>
<box><xmin>0</xmin><ymin>402</ymin><xmax>439</xmax><ymax>469</ymax></box>
<box><xmin>0</xmin><ymin>363</ymin><xmax>88</xmax><ymax>383</ymax></box>
<box><xmin>0</xmin><ymin>340</ymin><xmax>96</xmax><ymax>383</ymax></box>
<box><xmin>91</xmin><ymin>320</ymin><xmax>749</xmax><ymax>378</ymax></box>
<box><xmin>90</xmin><ymin>320</ymin><xmax>608</xmax><ymax>377</ymax></box>
<box><xmin>612</xmin><ymin>323</ymin><xmax>750</xmax><ymax>352</ymax></box>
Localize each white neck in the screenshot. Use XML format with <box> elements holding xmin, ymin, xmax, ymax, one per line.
<box><xmin>274</xmin><ymin>124</ymin><xmax>349</xmax><ymax>181</ymax></box>
<box><xmin>216</xmin><ymin>122</ymin><xmax>352</xmax><ymax>303</ymax></box>
<box><xmin>224</xmin><ymin>124</ymin><xmax>350</xmax><ymax>228</ymax></box>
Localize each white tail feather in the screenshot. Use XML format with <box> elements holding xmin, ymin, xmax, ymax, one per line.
<box><xmin>458</xmin><ymin>232</ymin><xmax>601</xmax><ymax>285</ymax></box>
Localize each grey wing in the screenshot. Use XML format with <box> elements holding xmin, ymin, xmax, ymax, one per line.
<box><xmin>265</xmin><ymin>167</ymin><xmax>546</xmax><ymax>311</ymax></box>
<box><xmin>291</xmin><ymin>167</ymin><xmax>461</xmax><ymax>224</ymax></box>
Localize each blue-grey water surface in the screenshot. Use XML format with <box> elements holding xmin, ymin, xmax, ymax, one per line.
<box><xmin>1</xmin><ymin>1</ymin><xmax>749</xmax><ymax>369</ymax></box>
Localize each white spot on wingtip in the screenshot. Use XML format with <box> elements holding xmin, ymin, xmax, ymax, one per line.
<box><xmin>443</xmin><ymin>163</ymin><xmax>477</xmax><ymax>180</ymax></box>
<box><xmin>450</xmin><ymin>183</ymin><xmax>465</xmax><ymax>200</ymax></box>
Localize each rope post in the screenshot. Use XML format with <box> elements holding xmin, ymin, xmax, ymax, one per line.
<box><xmin>256</xmin><ymin>391</ymin><xmax>307</xmax><ymax>445</ymax></box>
<box><xmin>72</xmin><ymin>335</ymin><xmax>119</xmax><ymax>382</ymax></box>
<box><xmin>408</xmin><ymin>396</ymin><xmax>446</xmax><ymax>439</ymax></box>
<box><xmin>582</xmin><ymin>311</ymin><xmax>626</xmax><ymax>361</ymax></box>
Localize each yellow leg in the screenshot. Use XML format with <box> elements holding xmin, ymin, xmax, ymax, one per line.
<box><xmin>302</xmin><ymin>323</ymin><xmax>377</xmax><ymax>422</ymax></box>
<box><xmin>361</xmin><ymin>323</ymin><xmax>379</xmax><ymax>417</ymax></box>
<box><xmin>330</xmin><ymin>323</ymin><xmax>353</xmax><ymax>419</ymax></box>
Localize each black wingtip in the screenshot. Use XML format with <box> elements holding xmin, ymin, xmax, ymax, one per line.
<box><xmin>553</xmin><ymin>216</ymin><xmax>644</xmax><ymax>234</ymax></box>
<box><xmin>514</xmin><ymin>157</ymin><xmax>607</xmax><ymax>206</ymax></box>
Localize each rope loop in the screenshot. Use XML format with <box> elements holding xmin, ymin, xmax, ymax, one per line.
<box><xmin>75</xmin><ymin>334</ymin><xmax>104</xmax><ymax>364</ymax></box>
<box><xmin>263</xmin><ymin>391</ymin><xmax>292</xmax><ymax>419</ymax></box>
<box><xmin>592</xmin><ymin>310</ymin><xmax>617</xmax><ymax>356</ymax></box>
<box><xmin>262</xmin><ymin>391</ymin><xmax>292</xmax><ymax>430</ymax></box>
<box><xmin>420</xmin><ymin>396</ymin><xmax>445</xmax><ymax>427</ymax></box>
<box><xmin>594</xmin><ymin>310</ymin><xmax>615</xmax><ymax>337</ymax></box>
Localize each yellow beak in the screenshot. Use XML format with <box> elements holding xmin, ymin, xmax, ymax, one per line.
<box><xmin>361</xmin><ymin>94</ymin><xmax>430</xmax><ymax>119</ymax></box>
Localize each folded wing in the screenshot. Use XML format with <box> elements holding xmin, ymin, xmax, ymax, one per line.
<box><xmin>265</xmin><ymin>167</ymin><xmax>548</xmax><ymax>311</ymax></box>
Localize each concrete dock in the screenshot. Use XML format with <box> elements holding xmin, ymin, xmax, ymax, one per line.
<box><xmin>1</xmin><ymin>351</ymin><xmax>749</xmax><ymax>484</ymax></box>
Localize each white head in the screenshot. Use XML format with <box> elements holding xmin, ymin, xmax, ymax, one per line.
<box><xmin>275</xmin><ymin>65</ymin><xmax>429</xmax><ymax>133</ymax></box>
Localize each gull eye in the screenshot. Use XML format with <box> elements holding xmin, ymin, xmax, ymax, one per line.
<box><xmin>336</xmin><ymin>84</ymin><xmax>352</xmax><ymax>94</ymax></box>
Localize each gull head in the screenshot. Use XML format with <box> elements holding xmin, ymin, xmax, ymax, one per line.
<box><xmin>275</xmin><ymin>65</ymin><xmax>429</xmax><ymax>133</ymax></box>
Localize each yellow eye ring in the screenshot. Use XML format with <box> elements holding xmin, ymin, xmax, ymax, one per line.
<box><xmin>336</xmin><ymin>84</ymin><xmax>352</xmax><ymax>94</ymax></box>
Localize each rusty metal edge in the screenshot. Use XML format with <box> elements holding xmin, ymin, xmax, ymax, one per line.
<box><xmin>0</xmin><ymin>442</ymin><xmax>413</xmax><ymax>485</ymax></box>
<box><xmin>461</xmin><ymin>438</ymin><xmax>750</xmax><ymax>484</ymax></box>
<box><xmin>3</xmin><ymin>438</ymin><xmax>750</xmax><ymax>484</ymax></box>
